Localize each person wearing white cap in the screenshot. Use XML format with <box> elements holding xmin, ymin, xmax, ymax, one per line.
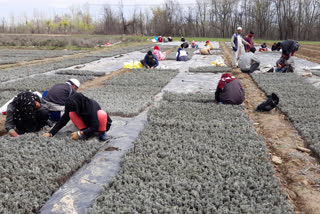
<box><xmin>42</xmin><ymin>78</ymin><xmax>80</xmax><ymax>122</ymax></box>
<box><xmin>231</xmin><ymin>27</ymin><xmax>249</xmax><ymax>68</ymax></box>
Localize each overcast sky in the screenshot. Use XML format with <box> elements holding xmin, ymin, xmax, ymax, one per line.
<box><xmin>0</xmin><ymin>0</ymin><xmax>197</xmax><ymax>22</ymax></box>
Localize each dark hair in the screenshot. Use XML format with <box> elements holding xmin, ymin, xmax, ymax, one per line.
<box><xmin>250</xmin><ymin>31</ymin><xmax>254</xmax><ymax>34</ymax></box>
<box><xmin>147</xmin><ymin>50</ymin><xmax>153</xmax><ymax>56</ymax></box>
<box><xmin>181</xmin><ymin>42</ymin><xmax>188</xmax><ymax>49</ymax></box>
<box><xmin>249</xmin><ymin>47</ymin><xmax>256</xmax><ymax>53</ymax></box>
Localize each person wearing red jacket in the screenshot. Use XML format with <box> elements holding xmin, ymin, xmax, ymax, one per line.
<box><xmin>244</xmin><ymin>31</ymin><xmax>254</xmax><ymax>52</ymax></box>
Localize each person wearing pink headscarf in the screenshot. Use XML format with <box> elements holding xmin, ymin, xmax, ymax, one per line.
<box><xmin>215</xmin><ymin>73</ymin><xmax>245</xmax><ymax>105</ymax></box>
<box><xmin>191</xmin><ymin>40</ymin><xmax>198</xmax><ymax>48</ymax></box>
<box><xmin>153</xmin><ymin>46</ymin><xmax>167</xmax><ymax>61</ymax></box>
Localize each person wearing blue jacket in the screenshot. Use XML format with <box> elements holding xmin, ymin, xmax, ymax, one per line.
<box><xmin>141</xmin><ymin>51</ymin><xmax>159</xmax><ymax>69</ymax></box>
<box><xmin>176</xmin><ymin>43</ymin><xmax>189</xmax><ymax>61</ymax></box>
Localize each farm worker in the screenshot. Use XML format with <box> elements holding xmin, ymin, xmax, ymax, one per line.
<box><xmin>272</xmin><ymin>42</ymin><xmax>281</xmax><ymax>51</ymax></box>
<box><xmin>42</xmin><ymin>79</ymin><xmax>80</xmax><ymax>121</ymax></box>
<box><xmin>158</xmin><ymin>36</ymin><xmax>163</xmax><ymax>42</ymax></box>
<box><xmin>43</xmin><ymin>93</ymin><xmax>112</xmax><ymax>141</ymax></box>
<box><xmin>259</xmin><ymin>43</ymin><xmax>268</xmax><ymax>52</ymax></box>
<box><xmin>204</xmin><ymin>41</ymin><xmax>214</xmax><ymax>50</ymax></box>
<box><xmin>168</xmin><ymin>36</ymin><xmax>172</xmax><ymax>42</ymax></box>
<box><xmin>163</xmin><ymin>37</ymin><xmax>168</xmax><ymax>42</ymax></box>
<box><xmin>275</xmin><ymin>57</ymin><xmax>294</xmax><ymax>73</ymax></box>
<box><xmin>280</xmin><ymin>40</ymin><xmax>299</xmax><ymax>59</ymax></box>
<box><xmin>215</xmin><ymin>73</ymin><xmax>245</xmax><ymax>105</ymax></box>
<box><xmin>176</xmin><ymin>43</ymin><xmax>189</xmax><ymax>61</ymax></box>
<box><xmin>240</xmin><ymin>47</ymin><xmax>260</xmax><ymax>74</ymax></box>
<box><xmin>231</xmin><ymin>27</ymin><xmax>250</xmax><ymax>68</ymax></box>
<box><xmin>5</xmin><ymin>92</ymin><xmax>49</xmax><ymax>137</ymax></box>
<box><xmin>191</xmin><ymin>40</ymin><xmax>198</xmax><ymax>48</ymax></box>
<box><xmin>244</xmin><ymin>31</ymin><xmax>254</xmax><ymax>52</ymax></box>
<box><xmin>153</xmin><ymin>46</ymin><xmax>167</xmax><ymax>61</ymax></box>
<box><xmin>141</xmin><ymin>51</ymin><xmax>159</xmax><ymax>69</ymax></box>
<box><xmin>200</xmin><ymin>46</ymin><xmax>211</xmax><ymax>55</ymax></box>
<box><xmin>181</xmin><ymin>37</ymin><xmax>185</xmax><ymax>42</ymax></box>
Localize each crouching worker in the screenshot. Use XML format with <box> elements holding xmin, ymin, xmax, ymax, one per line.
<box><xmin>153</xmin><ymin>46</ymin><xmax>167</xmax><ymax>61</ymax></box>
<box><xmin>205</xmin><ymin>41</ymin><xmax>214</xmax><ymax>50</ymax></box>
<box><xmin>43</xmin><ymin>93</ymin><xmax>112</xmax><ymax>141</ymax></box>
<box><xmin>215</xmin><ymin>73</ymin><xmax>245</xmax><ymax>105</ymax></box>
<box><xmin>141</xmin><ymin>51</ymin><xmax>159</xmax><ymax>69</ymax></box>
<box><xmin>43</xmin><ymin>78</ymin><xmax>80</xmax><ymax>121</ymax></box>
<box><xmin>240</xmin><ymin>47</ymin><xmax>260</xmax><ymax>74</ymax></box>
<box><xmin>200</xmin><ymin>46</ymin><xmax>212</xmax><ymax>55</ymax></box>
<box><xmin>275</xmin><ymin>57</ymin><xmax>294</xmax><ymax>73</ymax></box>
<box><xmin>176</xmin><ymin>43</ymin><xmax>189</xmax><ymax>61</ymax></box>
<box><xmin>6</xmin><ymin>92</ymin><xmax>49</xmax><ymax>137</ymax></box>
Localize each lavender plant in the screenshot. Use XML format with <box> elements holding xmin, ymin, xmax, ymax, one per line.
<box><xmin>87</xmin><ymin>93</ymin><xmax>293</xmax><ymax>213</ymax></box>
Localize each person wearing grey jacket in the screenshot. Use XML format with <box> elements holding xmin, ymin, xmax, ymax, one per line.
<box><xmin>43</xmin><ymin>79</ymin><xmax>80</xmax><ymax>121</ymax></box>
<box><xmin>240</xmin><ymin>47</ymin><xmax>260</xmax><ymax>73</ymax></box>
<box><xmin>215</xmin><ymin>73</ymin><xmax>245</xmax><ymax>105</ymax></box>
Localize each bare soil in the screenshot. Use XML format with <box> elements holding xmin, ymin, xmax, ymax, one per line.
<box><xmin>221</xmin><ymin>41</ymin><xmax>320</xmax><ymax>214</ymax></box>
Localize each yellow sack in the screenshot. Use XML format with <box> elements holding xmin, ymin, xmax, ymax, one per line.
<box><xmin>124</xmin><ymin>61</ymin><xmax>144</xmax><ymax>69</ymax></box>
<box><xmin>211</xmin><ymin>60</ymin><xmax>226</xmax><ymax>67</ymax></box>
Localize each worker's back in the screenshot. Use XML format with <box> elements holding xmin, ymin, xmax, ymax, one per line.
<box><xmin>220</xmin><ymin>79</ymin><xmax>245</xmax><ymax>105</ymax></box>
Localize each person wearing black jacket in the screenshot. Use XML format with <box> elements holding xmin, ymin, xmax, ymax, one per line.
<box><xmin>43</xmin><ymin>93</ymin><xmax>111</xmax><ymax>141</ymax></box>
<box><xmin>280</xmin><ymin>40</ymin><xmax>299</xmax><ymax>59</ymax></box>
<box><xmin>6</xmin><ymin>92</ymin><xmax>49</xmax><ymax>137</ymax></box>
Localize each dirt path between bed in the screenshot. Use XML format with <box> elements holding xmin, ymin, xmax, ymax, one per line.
<box><xmin>221</xmin><ymin>42</ymin><xmax>320</xmax><ymax>214</ymax></box>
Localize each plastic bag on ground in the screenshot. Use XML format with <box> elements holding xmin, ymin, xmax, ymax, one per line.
<box><xmin>123</xmin><ymin>61</ymin><xmax>144</xmax><ymax>69</ymax></box>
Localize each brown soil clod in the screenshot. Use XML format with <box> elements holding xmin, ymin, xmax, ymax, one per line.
<box><xmin>105</xmin><ymin>147</ymin><xmax>121</xmax><ymax>151</ymax></box>
<box><xmin>221</xmin><ymin>42</ymin><xmax>320</xmax><ymax>214</ymax></box>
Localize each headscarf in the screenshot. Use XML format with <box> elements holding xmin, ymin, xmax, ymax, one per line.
<box><xmin>12</xmin><ymin>92</ymin><xmax>40</xmax><ymax>121</ymax></box>
<box><xmin>206</xmin><ymin>41</ymin><xmax>209</xmax><ymax>44</ymax></box>
<box><xmin>154</xmin><ymin>46</ymin><xmax>160</xmax><ymax>51</ymax></box>
<box><xmin>217</xmin><ymin>73</ymin><xmax>236</xmax><ymax>89</ymax></box>
<box><xmin>12</xmin><ymin>92</ymin><xmax>43</xmax><ymax>132</ymax></box>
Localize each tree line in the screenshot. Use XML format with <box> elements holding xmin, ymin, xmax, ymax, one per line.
<box><xmin>1</xmin><ymin>0</ymin><xmax>319</xmax><ymax>41</ymax></box>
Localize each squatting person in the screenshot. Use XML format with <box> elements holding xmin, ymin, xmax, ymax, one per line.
<box><xmin>6</xmin><ymin>91</ymin><xmax>49</xmax><ymax>137</ymax></box>
<box><xmin>141</xmin><ymin>51</ymin><xmax>159</xmax><ymax>69</ymax></box>
<box><xmin>42</xmin><ymin>78</ymin><xmax>80</xmax><ymax>121</ymax></box>
<box><xmin>240</xmin><ymin>47</ymin><xmax>260</xmax><ymax>74</ymax></box>
<box><xmin>43</xmin><ymin>92</ymin><xmax>112</xmax><ymax>141</ymax></box>
<box><xmin>215</xmin><ymin>73</ymin><xmax>245</xmax><ymax>105</ymax></box>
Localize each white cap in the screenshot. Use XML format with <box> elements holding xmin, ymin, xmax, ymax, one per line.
<box><xmin>68</xmin><ymin>78</ymin><xmax>80</xmax><ymax>88</ymax></box>
<box><xmin>237</xmin><ymin>27</ymin><xmax>242</xmax><ymax>31</ymax></box>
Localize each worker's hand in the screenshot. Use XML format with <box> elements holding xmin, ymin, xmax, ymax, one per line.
<box><xmin>8</xmin><ymin>129</ymin><xmax>19</xmax><ymax>137</ymax></box>
<box><xmin>71</xmin><ymin>131</ymin><xmax>85</xmax><ymax>140</ymax></box>
<box><xmin>43</xmin><ymin>133</ymin><xmax>52</xmax><ymax>138</ymax></box>
<box><xmin>147</xmin><ymin>66</ymin><xmax>150</xmax><ymax>69</ymax></box>
<box><xmin>151</xmin><ymin>67</ymin><xmax>155</xmax><ymax>69</ymax></box>
<box><xmin>71</xmin><ymin>132</ymin><xmax>81</xmax><ymax>140</ymax></box>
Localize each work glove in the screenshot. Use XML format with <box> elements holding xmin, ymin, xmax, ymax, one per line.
<box><xmin>71</xmin><ymin>131</ymin><xmax>86</xmax><ymax>140</ymax></box>
<box><xmin>232</xmin><ymin>47</ymin><xmax>237</xmax><ymax>52</ymax></box>
<box><xmin>43</xmin><ymin>133</ymin><xmax>52</xmax><ymax>138</ymax></box>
